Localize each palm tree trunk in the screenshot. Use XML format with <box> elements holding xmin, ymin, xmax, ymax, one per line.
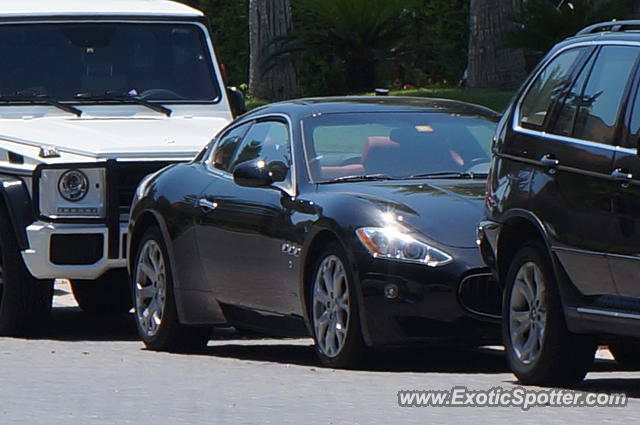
<box><xmin>467</xmin><ymin>0</ymin><xmax>527</xmax><ymax>90</ymax></box>
<box><xmin>249</xmin><ymin>0</ymin><xmax>300</xmax><ymax>101</ymax></box>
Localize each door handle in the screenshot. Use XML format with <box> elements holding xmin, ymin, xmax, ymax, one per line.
<box><xmin>539</xmin><ymin>154</ymin><xmax>559</xmax><ymax>174</ymax></box>
<box><xmin>611</xmin><ymin>168</ymin><xmax>633</xmax><ymax>183</ymax></box>
<box><xmin>198</xmin><ymin>198</ymin><xmax>218</xmax><ymax>213</ymax></box>
<box><xmin>539</xmin><ymin>154</ymin><xmax>559</xmax><ymax>168</ymax></box>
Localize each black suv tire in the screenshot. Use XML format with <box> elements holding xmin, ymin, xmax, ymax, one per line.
<box><xmin>0</xmin><ymin>212</ymin><xmax>53</xmax><ymax>336</ymax></box>
<box><xmin>503</xmin><ymin>240</ymin><xmax>596</xmax><ymax>386</ymax></box>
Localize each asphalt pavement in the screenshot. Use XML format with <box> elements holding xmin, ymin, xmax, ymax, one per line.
<box><xmin>0</xmin><ymin>281</ymin><xmax>636</xmax><ymax>425</ymax></box>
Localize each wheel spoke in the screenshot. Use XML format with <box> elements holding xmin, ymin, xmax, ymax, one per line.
<box><xmin>511</xmin><ymin>316</ymin><xmax>531</xmax><ymax>340</ymax></box>
<box><xmin>136</xmin><ymin>283</ymin><xmax>155</xmax><ymax>301</ymax></box>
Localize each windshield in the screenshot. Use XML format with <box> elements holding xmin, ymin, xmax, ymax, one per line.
<box><xmin>303</xmin><ymin>112</ymin><xmax>497</xmax><ymax>182</ymax></box>
<box><xmin>0</xmin><ymin>22</ymin><xmax>220</xmax><ymax>102</ymax></box>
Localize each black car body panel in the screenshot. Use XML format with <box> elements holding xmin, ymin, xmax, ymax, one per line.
<box><xmin>130</xmin><ymin>97</ymin><xmax>501</xmax><ymax>346</ymax></box>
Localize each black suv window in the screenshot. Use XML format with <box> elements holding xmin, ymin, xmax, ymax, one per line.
<box><xmin>573</xmin><ymin>46</ymin><xmax>639</xmax><ymax>146</ymax></box>
<box><xmin>519</xmin><ymin>48</ymin><xmax>584</xmax><ymax>129</ymax></box>
<box><xmin>210</xmin><ymin>123</ymin><xmax>251</xmax><ymax>172</ymax></box>
<box><xmin>549</xmin><ymin>52</ymin><xmax>595</xmax><ymax>137</ymax></box>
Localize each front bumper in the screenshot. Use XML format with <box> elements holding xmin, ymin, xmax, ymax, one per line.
<box><xmin>354</xmin><ymin>247</ymin><xmax>500</xmax><ymax>347</ymax></box>
<box><xmin>22</xmin><ymin>221</ymin><xmax>127</xmax><ymax>280</ymax></box>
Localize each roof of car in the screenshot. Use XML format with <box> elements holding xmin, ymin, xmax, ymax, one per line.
<box><xmin>0</xmin><ymin>0</ymin><xmax>203</xmax><ymax>19</ymax></box>
<box><xmin>246</xmin><ymin>96</ymin><xmax>500</xmax><ymax>120</ymax></box>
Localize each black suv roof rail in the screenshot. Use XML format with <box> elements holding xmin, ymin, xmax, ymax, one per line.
<box><xmin>576</xmin><ymin>20</ymin><xmax>640</xmax><ymax>36</ymax></box>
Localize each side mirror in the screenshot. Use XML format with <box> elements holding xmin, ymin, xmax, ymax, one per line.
<box><xmin>233</xmin><ymin>159</ymin><xmax>288</xmax><ymax>188</ymax></box>
<box><xmin>226</xmin><ymin>86</ymin><xmax>246</xmax><ymax>117</ymax></box>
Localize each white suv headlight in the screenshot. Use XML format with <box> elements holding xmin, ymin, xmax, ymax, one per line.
<box><xmin>356</xmin><ymin>226</ymin><xmax>452</xmax><ymax>267</ymax></box>
<box><xmin>37</xmin><ymin>166</ymin><xmax>106</xmax><ymax>219</ymax></box>
<box><xmin>58</xmin><ymin>169</ymin><xmax>89</xmax><ymax>202</ymax></box>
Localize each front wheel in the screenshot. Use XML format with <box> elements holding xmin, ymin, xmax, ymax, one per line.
<box><xmin>0</xmin><ymin>212</ymin><xmax>53</xmax><ymax>336</ymax></box>
<box><xmin>132</xmin><ymin>226</ymin><xmax>209</xmax><ymax>351</ymax></box>
<box><xmin>70</xmin><ymin>269</ymin><xmax>133</xmax><ymax>314</ymax></box>
<box><xmin>503</xmin><ymin>241</ymin><xmax>595</xmax><ymax>386</ymax></box>
<box><xmin>310</xmin><ymin>242</ymin><xmax>364</xmax><ymax>368</ymax></box>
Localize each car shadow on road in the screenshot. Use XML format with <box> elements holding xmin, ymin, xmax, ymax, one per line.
<box><xmin>201</xmin><ymin>336</ymin><xmax>512</xmax><ymax>374</ymax></box>
<box><xmin>30</xmin><ymin>306</ymin><xmax>139</xmax><ymax>342</ymax></box>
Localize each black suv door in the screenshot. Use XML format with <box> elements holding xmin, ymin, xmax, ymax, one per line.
<box><xmin>609</xmin><ymin>55</ymin><xmax>640</xmax><ymax>298</ymax></box>
<box><xmin>506</xmin><ymin>45</ymin><xmax>638</xmax><ymax>296</ymax></box>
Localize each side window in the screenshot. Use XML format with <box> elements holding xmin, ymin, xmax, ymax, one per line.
<box><xmin>229</xmin><ymin>121</ymin><xmax>292</xmax><ymax>172</ymax></box>
<box><xmin>549</xmin><ymin>53</ymin><xmax>595</xmax><ymax>136</ymax></box>
<box><xmin>628</xmin><ymin>85</ymin><xmax>640</xmax><ymax>149</ymax></box>
<box><xmin>573</xmin><ymin>46</ymin><xmax>640</xmax><ymax>146</ymax></box>
<box><xmin>210</xmin><ymin>123</ymin><xmax>251</xmax><ymax>172</ymax></box>
<box><xmin>519</xmin><ymin>48</ymin><xmax>584</xmax><ymax>129</ymax></box>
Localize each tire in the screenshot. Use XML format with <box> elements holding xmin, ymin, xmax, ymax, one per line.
<box><xmin>309</xmin><ymin>242</ymin><xmax>364</xmax><ymax>368</ymax></box>
<box><xmin>609</xmin><ymin>343</ymin><xmax>640</xmax><ymax>369</ymax></box>
<box><xmin>70</xmin><ymin>269</ymin><xmax>133</xmax><ymax>314</ymax></box>
<box><xmin>503</xmin><ymin>240</ymin><xmax>596</xmax><ymax>386</ymax></box>
<box><xmin>0</xmin><ymin>212</ymin><xmax>53</xmax><ymax>336</ymax></box>
<box><xmin>131</xmin><ymin>226</ymin><xmax>209</xmax><ymax>351</ymax></box>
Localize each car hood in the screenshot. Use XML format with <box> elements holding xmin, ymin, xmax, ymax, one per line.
<box><xmin>0</xmin><ymin>115</ymin><xmax>229</xmax><ymax>160</ymax></box>
<box><xmin>324</xmin><ymin>179</ymin><xmax>486</xmax><ymax>248</ymax></box>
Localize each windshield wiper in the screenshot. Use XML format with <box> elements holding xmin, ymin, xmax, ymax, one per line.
<box><xmin>321</xmin><ymin>173</ymin><xmax>395</xmax><ymax>183</ymax></box>
<box><xmin>408</xmin><ymin>171</ymin><xmax>487</xmax><ymax>179</ymax></box>
<box><xmin>0</xmin><ymin>92</ymin><xmax>82</xmax><ymax>116</ymax></box>
<box><xmin>73</xmin><ymin>91</ymin><xmax>172</xmax><ymax>117</ymax></box>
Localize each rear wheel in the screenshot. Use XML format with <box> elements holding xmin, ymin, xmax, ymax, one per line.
<box><xmin>0</xmin><ymin>212</ymin><xmax>53</xmax><ymax>335</ymax></box>
<box><xmin>132</xmin><ymin>226</ymin><xmax>209</xmax><ymax>351</ymax></box>
<box><xmin>310</xmin><ymin>242</ymin><xmax>364</xmax><ymax>368</ymax></box>
<box><xmin>503</xmin><ymin>241</ymin><xmax>595</xmax><ymax>386</ymax></box>
<box><xmin>70</xmin><ymin>269</ymin><xmax>133</xmax><ymax>314</ymax></box>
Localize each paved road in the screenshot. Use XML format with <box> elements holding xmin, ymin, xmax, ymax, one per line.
<box><xmin>0</xmin><ymin>282</ymin><xmax>637</xmax><ymax>425</ymax></box>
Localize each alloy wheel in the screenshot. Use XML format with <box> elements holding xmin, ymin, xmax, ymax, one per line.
<box><xmin>312</xmin><ymin>255</ymin><xmax>350</xmax><ymax>358</ymax></box>
<box><xmin>134</xmin><ymin>239</ymin><xmax>167</xmax><ymax>337</ymax></box>
<box><xmin>509</xmin><ymin>261</ymin><xmax>547</xmax><ymax>365</ymax></box>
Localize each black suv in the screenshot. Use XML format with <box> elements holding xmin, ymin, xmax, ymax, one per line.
<box><xmin>479</xmin><ymin>21</ymin><xmax>640</xmax><ymax>385</ymax></box>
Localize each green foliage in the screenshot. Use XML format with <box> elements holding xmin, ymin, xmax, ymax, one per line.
<box><xmin>402</xmin><ymin>0</ymin><xmax>469</xmax><ymax>86</ymax></box>
<box><xmin>177</xmin><ymin>0</ymin><xmax>249</xmax><ymax>86</ymax></box>
<box><xmin>507</xmin><ymin>0</ymin><xmax>638</xmax><ymax>53</ymax></box>
<box><xmin>268</xmin><ymin>0</ymin><xmax>417</xmax><ymax>95</ymax></box>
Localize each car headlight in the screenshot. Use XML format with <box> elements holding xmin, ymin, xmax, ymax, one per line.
<box><xmin>37</xmin><ymin>166</ymin><xmax>106</xmax><ymax>219</ymax></box>
<box><xmin>356</xmin><ymin>226</ymin><xmax>452</xmax><ymax>267</ymax></box>
<box><xmin>58</xmin><ymin>169</ymin><xmax>89</xmax><ymax>202</ymax></box>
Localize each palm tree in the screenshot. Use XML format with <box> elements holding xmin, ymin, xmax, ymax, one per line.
<box><xmin>265</xmin><ymin>0</ymin><xmax>416</xmax><ymax>94</ymax></box>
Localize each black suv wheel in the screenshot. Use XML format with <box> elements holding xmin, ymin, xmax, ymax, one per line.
<box><xmin>503</xmin><ymin>241</ymin><xmax>595</xmax><ymax>386</ymax></box>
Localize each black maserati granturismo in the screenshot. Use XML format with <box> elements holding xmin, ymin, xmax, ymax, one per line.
<box><xmin>127</xmin><ymin>96</ymin><xmax>501</xmax><ymax>367</ymax></box>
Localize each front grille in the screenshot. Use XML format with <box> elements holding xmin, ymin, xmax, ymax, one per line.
<box><xmin>114</xmin><ymin>161</ymin><xmax>173</xmax><ymax>215</ymax></box>
<box><xmin>458</xmin><ymin>273</ymin><xmax>502</xmax><ymax>318</ymax></box>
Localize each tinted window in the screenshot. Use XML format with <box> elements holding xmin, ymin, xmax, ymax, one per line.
<box><xmin>229</xmin><ymin>121</ymin><xmax>292</xmax><ymax>174</ymax></box>
<box><xmin>519</xmin><ymin>48</ymin><xmax>583</xmax><ymax>129</ymax></box>
<box><xmin>573</xmin><ymin>46</ymin><xmax>639</xmax><ymax>145</ymax></box>
<box><xmin>303</xmin><ymin>112</ymin><xmax>497</xmax><ymax>182</ymax></box>
<box><xmin>210</xmin><ymin>123</ymin><xmax>250</xmax><ymax>171</ymax></box>
<box><xmin>0</xmin><ymin>23</ymin><xmax>219</xmax><ymax>101</ymax></box>
<box><xmin>549</xmin><ymin>53</ymin><xmax>595</xmax><ymax>136</ymax></box>
<box><xmin>627</xmin><ymin>83</ymin><xmax>640</xmax><ymax>149</ymax></box>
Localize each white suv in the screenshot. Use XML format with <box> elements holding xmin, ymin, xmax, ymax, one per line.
<box><xmin>0</xmin><ymin>0</ymin><xmax>238</xmax><ymax>334</ymax></box>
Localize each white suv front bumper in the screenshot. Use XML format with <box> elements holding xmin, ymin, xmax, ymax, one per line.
<box><xmin>22</xmin><ymin>221</ymin><xmax>127</xmax><ymax>280</ymax></box>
